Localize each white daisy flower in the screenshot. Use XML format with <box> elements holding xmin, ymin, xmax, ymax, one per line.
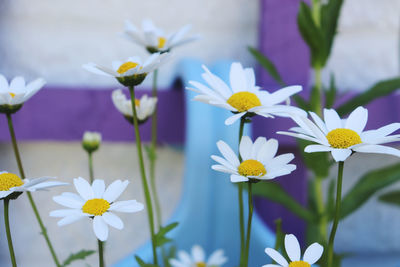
<box><xmin>211</xmin><ymin>136</ymin><xmax>296</xmax><ymax>183</ymax></box>
<box><xmin>0</xmin><ymin>74</ymin><xmax>46</xmax><ymax>113</ymax></box>
<box><xmin>263</xmin><ymin>234</ymin><xmax>323</xmax><ymax>267</ymax></box>
<box><xmin>82</xmin><ymin>131</ymin><xmax>102</xmax><ymax>153</ymax></box>
<box><xmin>0</xmin><ymin>171</ymin><xmax>67</xmax><ymax>199</ymax></box>
<box><xmin>187</xmin><ymin>62</ymin><xmax>306</xmax><ymax>125</ymax></box>
<box><xmin>122</xmin><ymin>19</ymin><xmax>199</xmax><ymax>53</ymax></box>
<box><xmin>112</xmin><ymin>89</ymin><xmax>157</xmax><ymax>123</ymax></box>
<box><xmin>169</xmin><ymin>245</ymin><xmax>227</xmax><ymax>267</ymax></box>
<box><xmin>83</xmin><ymin>53</ymin><xmax>170</xmax><ymax>86</ymax></box>
<box><xmin>278</xmin><ymin>106</ymin><xmax>400</xmax><ymax>162</ymax></box>
<box><xmin>50</xmin><ymin>177</ymin><xmax>144</xmax><ymax>241</ymax></box>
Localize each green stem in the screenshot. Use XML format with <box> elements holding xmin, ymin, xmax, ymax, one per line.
<box><xmin>6</xmin><ymin>113</ymin><xmax>61</xmax><ymax>267</ymax></box>
<box><xmin>4</xmin><ymin>199</ymin><xmax>17</xmax><ymax>267</ymax></box>
<box><xmin>314</xmin><ymin>66</ymin><xmax>323</xmax><ymax>116</ymax></box>
<box><xmin>327</xmin><ymin>161</ymin><xmax>344</xmax><ymax>267</ymax></box>
<box><xmin>150</xmin><ymin>69</ymin><xmax>162</xmax><ymax>229</ymax></box>
<box><xmin>311</xmin><ymin>0</ymin><xmax>321</xmax><ymax>27</ymax></box>
<box><xmin>98</xmin><ymin>240</ymin><xmax>104</xmax><ymax>267</ymax></box>
<box><xmin>315</xmin><ymin>176</ymin><xmax>328</xmax><ymax>242</ymax></box>
<box><xmin>128</xmin><ymin>86</ymin><xmax>158</xmax><ymax>265</ymax></box>
<box><xmin>244</xmin><ymin>182</ymin><xmax>253</xmax><ymax>266</ymax></box>
<box><xmin>88</xmin><ymin>152</ymin><xmax>94</xmax><ymax>183</ymax></box>
<box><xmin>238</xmin><ymin>117</ymin><xmax>245</xmax><ymax>266</ymax></box>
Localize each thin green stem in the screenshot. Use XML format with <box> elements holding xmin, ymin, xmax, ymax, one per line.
<box><xmin>327</xmin><ymin>161</ymin><xmax>344</xmax><ymax>267</ymax></box>
<box><xmin>128</xmin><ymin>86</ymin><xmax>158</xmax><ymax>265</ymax></box>
<box><xmin>4</xmin><ymin>199</ymin><xmax>17</xmax><ymax>267</ymax></box>
<box><xmin>315</xmin><ymin>176</ymin><xmax>328</xmax><ymax>242</ymax></box>
<box><xmin>314</xmin><ymin>66</ymin><xmax>323</xmax><ymax>116</ymax></box>
<box><xmin>88</xmin><ymin>152</ymin><xmax>94</xmax><ymax>183</ymax></box>
<box><xmin>98</xmin><ymin>240</ymin><xmax>104</xmax><ymax>267</ymax></box>
<box><xmin>6</xmin><ymin>113</ymin><xmax>61</xmax><ymax>267</ymax></box>
<box><xmin>238</xmin><ymin>117</ymin><xmax>246</xmax><ymax>266</ymax></box>
<box><xmin>244</xmin><ymin>182</ymin><xmax>253</xmax><ymax>266</ymax></box>
<box><xmin>150</xmin><ymin>69</ymin><xmax>162</xmax><ymax>229</ymax></box>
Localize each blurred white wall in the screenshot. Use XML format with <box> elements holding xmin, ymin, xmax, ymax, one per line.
<box><xmin>324</xmin><ymin>0</ymin><xmax>400</xmax><ymax>91</ymax></box>
<box><xmin>0</xmin><ymin>0</ymin><xmax>259</xmax><ymax>88</ymax></box>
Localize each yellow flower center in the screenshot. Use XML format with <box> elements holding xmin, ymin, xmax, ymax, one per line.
<box><xmin>158</xmin><ymin>37</ymin><xmax>167</xmax><ymax>49</ymax></box>
<box><xmin>0</xmin><ymin>173</ymin><xmax>24</xmax><ymax>191</ymax></box>
<box><xmin>9</xmin><ymin>92</ymin><xmax>16</xmax><ymax>98</ymax></box>
<box><xmin>196</xmin><ymin>262</ymin><xmax>206</xmax><ymax>267</ymax></box>
<box><xmin>117</xmin><ymin>62</ymin><xmax>139</xmax><ymax>74</ymax></box>
<box><xmin>289</xmin><ymin>261</ymin><xmax>311</xmax><ymax>267</ymax></box>
<box><xmin>326</xmin><ymin>128</ymin><xmax>362</xmax><ymax>149</ymax></box>
<box><xmin>82</xmin><ymin>198</ymin><xmax>110</xmax><ymax>216</ymax></box>
<box><xmin>238</xmin><ymin>159</ymin><xmax>266</xmax><ymax>177</ymax></box>
<box><xmin>227</xmin><ymin>92</ymin><xmax>261</xmax><ymax>112</ymax></box>
<box><xmin>135</xmin><ymin>99</ymin><xmax>140</xmax><ymax>107</ymax></box>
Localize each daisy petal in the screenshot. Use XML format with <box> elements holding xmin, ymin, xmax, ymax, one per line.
<box><xmin>103</xmin><ymin>180</ymin><xmax>129</xmax><ymax>202</ymax></box>
<box><xmin>285</xmin><ymin>234</ymin><xmax>301</xmax><ymax>262</ymax></box>
<box><xmin>92</xmin><ymin>179</ymin><xmax>105</xmax><ymax>198</ymax></box>
<box><xmin>93</xmin><ymin>216</ymin><xmax>109</xmax><ymax>241</ymax></box>
<box><xmin>305</xmin><ymin>144</ymin><xmax>334</xmax><ymax>153</ymax></box>
<box><xmin>331</xmin><ymin>149</ymin><xmax>352</xmax><ymax>162</ymax></box>
<box><xmin>352</xmin><ymin>144</ymin><xmax>400</xmax><ymax>158</ymax></box>
<box><xmin>109</xmin><ymin>200</ymin><xmax>144</xmax><ymax>213</ymax></box>
<box><xmin>217</xmin><ymin>141</ymin><xmax>240</xmax><ymax>167</ymax></box>
<box><xmin>239</xmin><ymin>136</ymin><xmax>253</xmax><ymax>160</ymax></box>
<box><xmin>57</xmin><ymin>214</ymin><xmax>86</xmax><ymax>226</ymax></box>
<box><xmin>191</xmin><ymin>245</ymin><xmax>205</xmax><ymax>263</ymax></box>
<box><xmin>74</xmin><ymin>177</ymin><xmax>94</xmax><ymax>200</ymax></box>
<box><xmin>230</xmin><ymin>174</ymin><xmax>248</xmax><ymax>183</ymax></box>
<box><xmin>345</xmin><ymin>106</ymin><xmax>368</xmax><ymax>133</ymax></box>
<box><xmin>264</xmin><ymin>248</ymin><xmax>289</xmax><ymax>266</ymax></box>
<box><xmin>324</xmin><ymin>109</ymin><xmax>342</xmax><ymax>131</ymax></box>
<box><xmin>53</xmin><ymin>195</ymin><xmax>84</xmax><ymax>209</ymax></box>
<box><xmin>225</xmin><ymin>112</ymin><xmax>246</xmax><ymax>125</ymax></box>
<box><xmin>303</xmin><ymin>242</ymin><xmax>324</xmax><ymax>264</ymax></box>
<box><xmin>207</xmin><ymin>249</ymin><xmax>228</xmax><ymax>265</ymax></box>
<box><xmin>102</xmin><ymin>212</ymin><xmax>124</xmax><ymax>230</ymax></box>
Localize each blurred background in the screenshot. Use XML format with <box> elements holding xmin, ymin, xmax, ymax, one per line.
<box><xmin>0</xmin><ymin>0</ymin><xmax>400</xmax><ymax>266</ymax></box>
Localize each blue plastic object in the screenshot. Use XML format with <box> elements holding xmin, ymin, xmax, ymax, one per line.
<box><xmin>114</xmin><ymin>59</ymin><xmax>275</xmax><ymax>267</ymax></box>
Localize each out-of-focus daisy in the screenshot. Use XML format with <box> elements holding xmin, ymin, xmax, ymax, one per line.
<box><xmin>50</xmin><ymin>177</ymin><xmax>144</xmax><ymax>241</ymax></box>
<box><xmin>82</xmin><ymin>131</ymin><xmax>102</xmax><ymax>153</ymax></box>
<box><xmin>0</xmin><ymin>75</ymin><xmax>46</xmax><ymax>114</ymax></box>
<box><xmin>122</xmin><ymin>19</ymin><xmax>199</xmax><ymax>53</ymax></box>
<box><xmin>83</xmin><ymin>53</ymin><xmax>169</xmax><ymax>86</ymax></box>
<box><xmin>112</xmin><ymin>89</ymin><xmax>157</xmax><ymax>124</ymax></box>
<box><xmin>263</xmin><ymin>234</ymin><xmax>323</xmax><ymax>267</ymax></box>
<box><xmin>0</xmin><ymin>171</ymin><xmax>66</xmax><ymax>199</ymax></box>
<box><xmin>169</xmin><ymin>245</ymin><xmax>227</xmax><ymax>267</ymax></box>
<box><xmin>187</xmin><ymin>62</ymin><xmax>306</xmax><ymax>125</ymax></box>
<box><xmin>278</xmin><ymin>106</ymin><xmax>400</xmax><ymax>162</ymax></box>
<box><xmin>211</xmin><ymin>136</ymin><xmax>296</xmax><ymax>183</ymax></box>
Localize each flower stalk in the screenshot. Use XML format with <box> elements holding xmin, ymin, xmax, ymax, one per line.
<box><xmin>244</xmin><ymin>182</ymin><xmax>254</xmax><ymax>266</ymax></box>
<box><xmin>128</xmin><ymin>85</ymin><xmax>158</xmax><ymax>265</ymax></box>
<box><xmin>4</xmin><ymin>198</ymin><xmax>17</xmax><ymax>267</ymax></box>
<box><xmin>98</xmin><ymin>240</ymin><xmax>105</xmax><ymax>267</ymax></box>
<box><xmin>150</xmin><ymin>69</ymin><xmax>162</xmax><ymax>229</ymax></box>
<box><xmin>238</xmin><ymin>117</ymin><xmax>246</xmax><ymax>266</ymax></box>
<box><xmin>6</xmin><ymin>113</ymin><xmax>61</xmax><ymax>267</ymax></box>
<box><xmin>327</xmin><ymin>161</ymin><xmax>344</xmax><ymax>267</ymax></box>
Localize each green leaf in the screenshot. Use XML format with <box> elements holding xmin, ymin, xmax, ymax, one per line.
<box><xmin>297</xmin><ymin>1</ymin><xmax>325</xmax><ymax>67</ymax></box>
<box><xmin>325</xmin><ymin>73</ymin><xmax>336</xmax><ymax>108</ymax></box>
<box><xmin>248</xmin><ymin>46</ymin><xmax>285</xmax><ymax>86</ymax></box>
<box><xmin>154</xmin><ymin>222</ymin><xmax>179</xmax><ymax>247</ymax></box>
<box><xmin>293</xmin><ymin>95</ymin><xmax>310</xmax><ymax>111</ymax></box>
<box><xmin>61</xmin><ymin>250</ymin><xmax>96</xmax><ymax>267</ymax></box>
<box><xmin>298</xmin><ymin>140</ymin><xmax>333</xmax><ymax>178</ymax></box>
<box><xmin>339</xmin><ymin>163</ymin><xmax>400</xmax><ymax>220</ymax></box>
<box><xmin>252</xmin><ymin>181</ymin><xmax>316</xmax><ymax>222</ymax></box>
<box><xmin>379</xmin><ymin>190</ymin><xmax>400</xmax><ymax>206</ymax></box>
<box><xmin>336</xmin><ymin>77</ymin><xmax>400</xmax><ymax>116</ymax></box>
<box><xmin>320</xmin><ymin>0</ymin><xmax>344</xmax><ymax>61</ymax></box>
<box><xmin>134</xmin><ymin>255</ymin><xmax>159</xmax><ymax>267</ymax></box>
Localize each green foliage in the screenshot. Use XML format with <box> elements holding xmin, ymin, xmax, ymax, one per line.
<box><xmin>247</xmin><ymin>46</ymin><xmax>285</xmax><ymax>86</ymax></box>
<box><xmin>297</xmin><ymin>1</ymin><xmax>325</xmax><ymax>68</ymax></box>
<box><xmin>154</xmin><ymin>222</ymin><xmax>179</xmax><ymax>247</ymax></box>
<box><xmin>379</xmin><ymin>190</ymin><xmax>400</xmax><ymax>206</ymax></box>
<box><xmin>297</xmin><ymin>0</ymin><xmax>343</xmax><ymax>68</ymax></box>
<box><xmin>252</xmin><ymin>181</ymin><xmax>316</xmax><ymax>222</ymax></box>
<box><xmin>61</xmin><ymin>250</ymin><xmax>96</xmax><ymax>267</ymax></box>
<box><xmin>336</xmin><ymin>77</ymin><xmax>400</xmax><ymax>116</ymax></box>
<box><xmin>135</xmin><ymin>255</ymin><xmax>159</xmax><ymax>267</ymax></box>
<box><xmin>298</xmin><ymin>140</ymin><xmax>333</xmax><ymax>178</ymax></box>
<box><xmin>325</xmin><ymin>74</ymin><xmax>337</xmax><ymax>108</ymax></box>
<box><xmin>145</xmin><ymin>145</ymin><xmax>157</xmax><ymax>162</ymax></box>
<box><xmin>338</xmin><ymin>163</ymin><xmax>400</xmax><ymax>220</ymax></box>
